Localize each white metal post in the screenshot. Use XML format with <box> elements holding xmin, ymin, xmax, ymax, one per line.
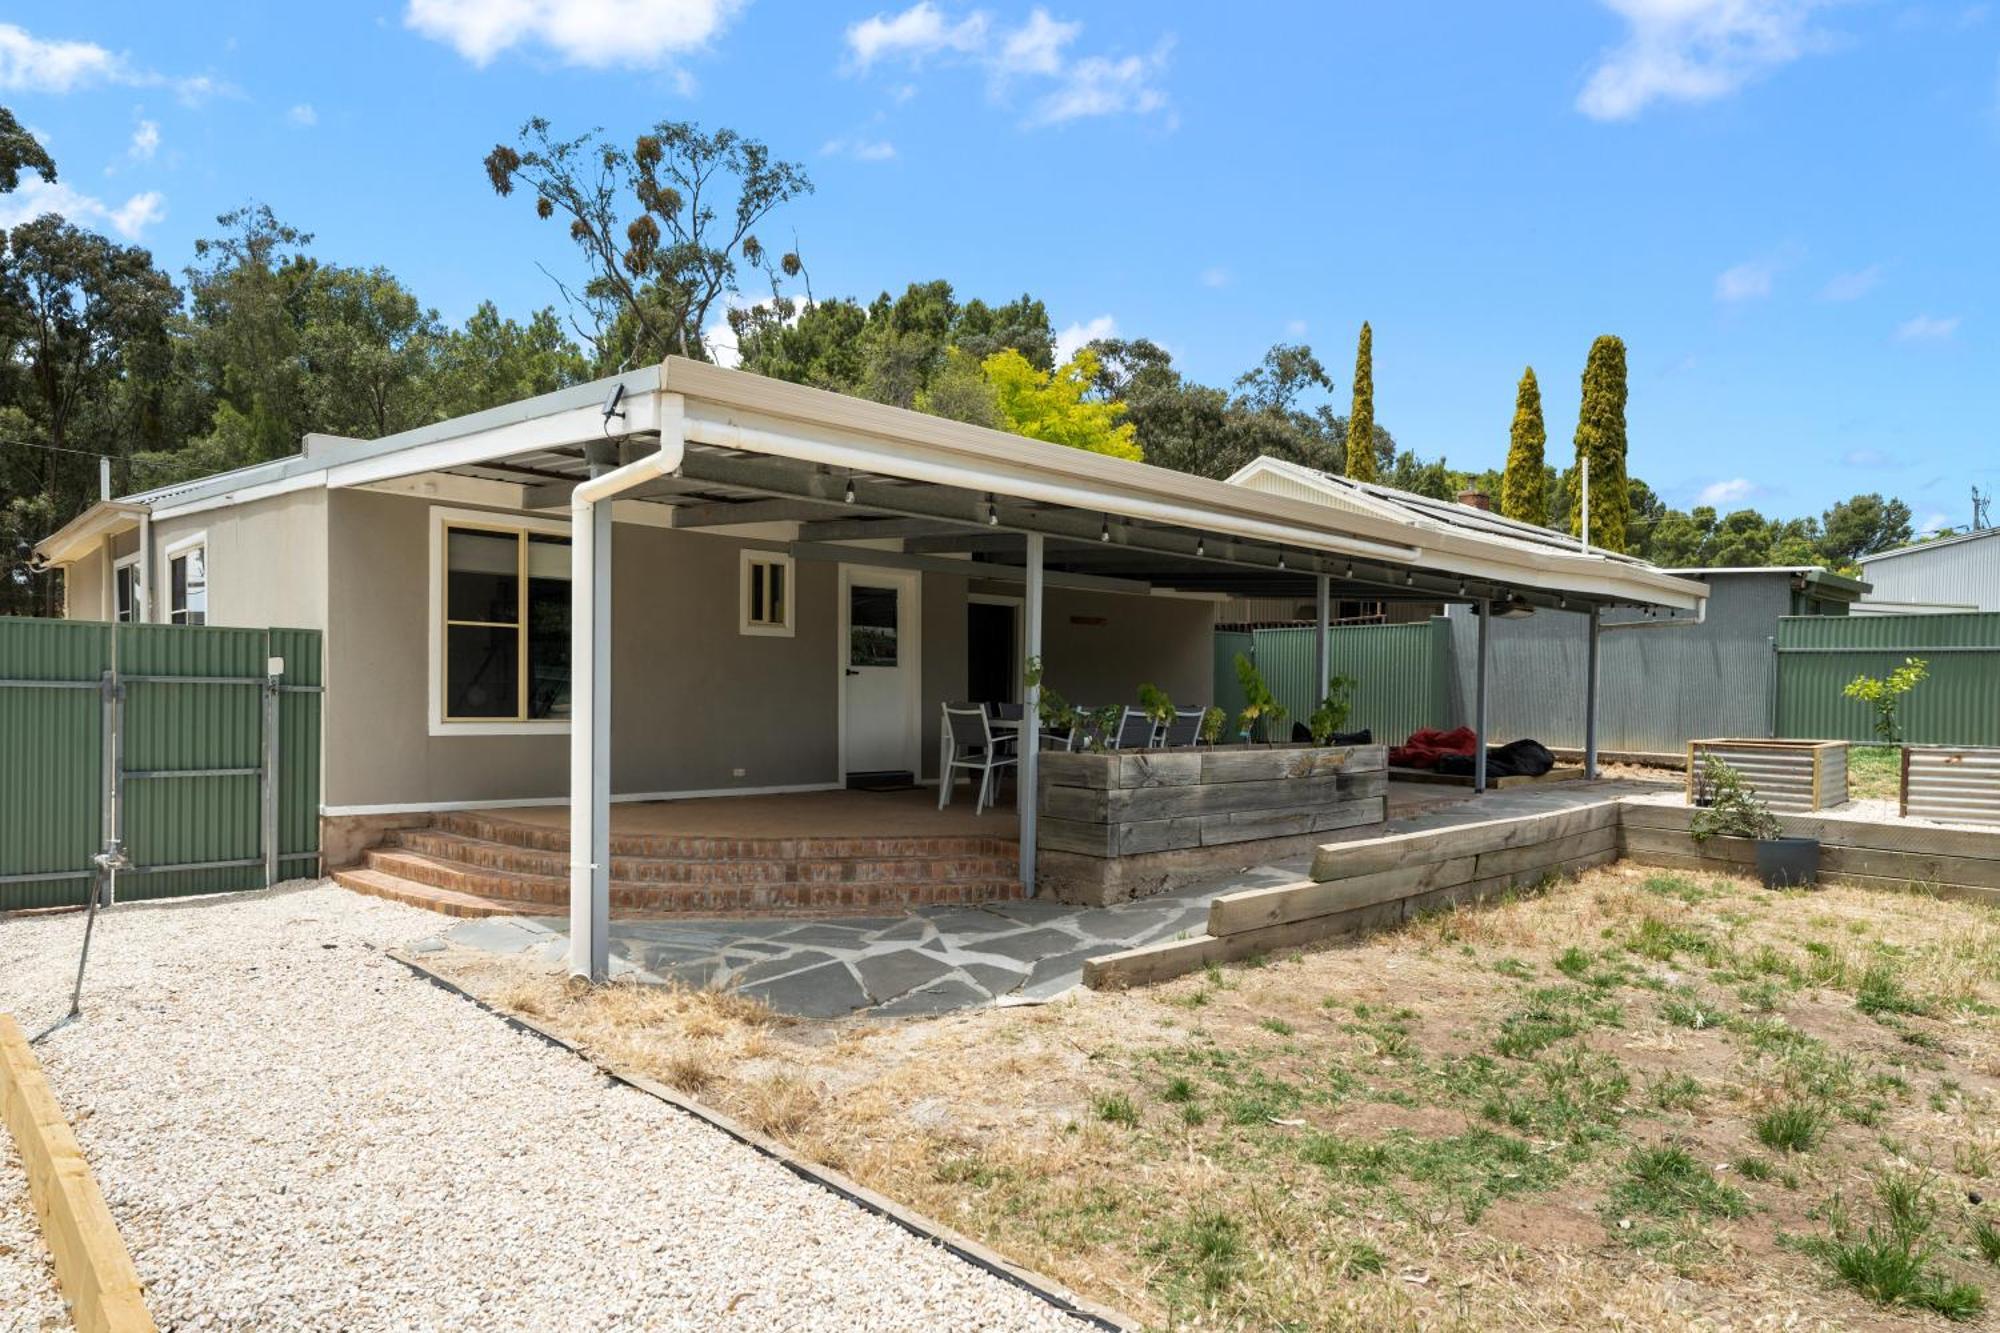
<box><xmin>1314</xmin><ymin>573</ymin><xmax>1331</xmax><ymax>697</ymax></box>
<box><xmin>568</xmin><ymin>501</ymin><xmax>614</xmax><ymax>981</ymax></box>
<box><xmin>1020</xmin><ymin>533</ymin><xmax>1044</xmax><ymax>897</ymax></box>
<box><xmin>1584</xmin><ymin>608</ymin><xmax>1601</xmax><ymax>780</ymax></box>
<box><xmin>1474</xmin><ymin>600</ymin><xmax>1490</xmax><ymax>794</ymax></box>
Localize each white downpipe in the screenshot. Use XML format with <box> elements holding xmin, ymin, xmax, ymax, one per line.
<box><xmin>137</xmin><ymin>512</ymin><xmax>153</xmax><ymax>624</ymax></box>
<box><xmin>682</xmin><ymin>415</ymin><xmax>1424</xmax><ymax>565</ymax></box>
<box><xmin>569</xmin><ymin>396</ymin><xmax>685</xmax><ymax>982</ymax></box>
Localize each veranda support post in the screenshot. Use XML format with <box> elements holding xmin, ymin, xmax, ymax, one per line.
<box><xmin>1020</xmin><ymin>533</ymin><xmax>1044</xmax><ymax>897</ymax></box>
<box><xmin>1474</xmin><ymin>600</ymin><xmax>1490</xmax><ymax>793</ymax></box>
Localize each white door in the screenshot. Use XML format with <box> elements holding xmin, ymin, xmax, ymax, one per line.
<box><xmin>839</xmin><ymin>566</ymin><xmax>922</xmax><ymax>777</ymax></box>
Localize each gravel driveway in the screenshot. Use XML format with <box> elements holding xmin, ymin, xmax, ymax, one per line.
<box><xmin>0</xmin><ymin>885</ymin><xmax>1080</xmax><ymax>1332</ymax></box>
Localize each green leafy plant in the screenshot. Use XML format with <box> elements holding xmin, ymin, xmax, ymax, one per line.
<box><xmin>1843</xmin><ymin>656</ymin><xmax>1929</xmax><ymax>743</ymax></box>
<box><xmin>1137</xmin><ymin>683</ymin><xmax>1175</xmax><ymax>727</ymax></box>
<box><xmin>1081</xmin><ymin>704</ymin><xmax>1124</xmax><ymax>754</ymax></box>
<box><xmin>1689</xmin><ymin>756</ymin><xmax>1782</xmax><ymax>843</ymax></box>
<box><xmin>1306</xmin><ymin>673</ymin><xmax>1358</xmax><ymax>745</ymax></box>
<box><xmin>1233</xmin><ymin>653</ymin><xmax>1287</xmax><ymax>744</ymax></box>
<box><xmin>1199</xmin><ymin>706</ymin><xmax>1227</xmax><ymax>745</ymax></box>
<box><xmin>1023</xmin><ymin>655</ymin><xmax>1076</xmax><ymax>735</ymax></box>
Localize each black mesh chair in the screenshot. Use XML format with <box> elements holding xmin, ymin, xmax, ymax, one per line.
<box><xmin>1160</xmin><ymin>707</ymin><xmax>1205</xmax><ymax>748</ymax></box>
<box><xmin>1112</xmin><ymin>706</ymin><xmax>1159</xmax><ymax>750</ymax></box>
<box><xmin>940</xmin><ymin>703</ymin><xmax>1018</xmax><ymax>813</ymax></box>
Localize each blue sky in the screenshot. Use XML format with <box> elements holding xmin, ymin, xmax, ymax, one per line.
<box><xmin>2</xmin><ymin>1</ymin><xmax>1996</xmax><ymax>532</ymax></box>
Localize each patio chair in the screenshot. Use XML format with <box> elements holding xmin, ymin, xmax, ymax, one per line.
<box><xmin>1160</xmin><ymin>706</ymin><xmax>1205</xmax><ymax>748</ymax></box>
<box><xmin>940</xmin><ymin>703</ymin><xmax>1018</xmax><ymax>813</ymax></box>
<box><xmin>1111</xmin><ymin>706</ymin><xmax>1158</xmax><ymax>751</ymax></box>
<box><xmin>989</xmin><ymin>701</ymin><xmax>1025</xmax><ymax>721</ymax></box>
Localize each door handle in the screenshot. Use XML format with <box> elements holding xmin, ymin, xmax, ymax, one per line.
<box><xmin>845</xmin><ymin>668</ymin><xmax>860</xmax><ymax>676</ymax></box>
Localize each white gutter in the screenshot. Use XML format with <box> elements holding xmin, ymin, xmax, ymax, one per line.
<box><xmin>569</xmin><ymin>393</ymin><xmax>685</xmax><ymax>983</ymax></box>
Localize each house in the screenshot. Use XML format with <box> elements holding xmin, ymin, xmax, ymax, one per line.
<box><xmin>1854</xmin><ymin>527</ymin><xmax>2000</xmax><ymax>614</ymax></box>
<box><xmin>33</xmin><ymin>357</ymin><xmax>1707</xmax><ymax>976</ymax></box>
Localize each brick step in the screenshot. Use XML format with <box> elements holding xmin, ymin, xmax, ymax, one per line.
<box><xmin>360</xmin><ymin>848</ymin><xmax>1025</xmax><ymax>916</ymax></box>
<box><xmin>433</xmin><ymin>810</ymin><xmax>1016</xmax><ymax>861</ymax></box>
<box><xmin>332</xmin><ymin>867</ymin><xmax>546</xmax><ymax>919</ymax></box>
<box><xmin>344</xmin><ymin>852</ymin><xmax>1016</xmax><ymax>912</ymax></box>
<box><xmin>388</xmin><ymin>828</ymin><xmax>1018</xmax><ymax>886</ymax></box>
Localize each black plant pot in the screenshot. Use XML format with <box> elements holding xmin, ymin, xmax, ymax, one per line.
<box><xmin>1755</xmin><ymin>837</ymin><xmax>1821</xmax><ymax>889</ymax></box>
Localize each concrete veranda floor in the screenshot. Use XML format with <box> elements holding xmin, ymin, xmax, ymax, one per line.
<box><xmin>426</xmin><ymin>779</ymin><xmax>1668</xmax><ymax>1018</ymax></box>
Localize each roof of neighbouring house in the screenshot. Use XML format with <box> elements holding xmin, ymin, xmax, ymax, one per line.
<box><xmin>1858</xmin><ymin>526</ymin><xmax>2000</xmax><ymax>564</ymax></box>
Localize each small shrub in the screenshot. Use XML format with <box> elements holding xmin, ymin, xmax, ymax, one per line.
<box><xmin>1756</xmin><ymin>1102</ymin><xmax>1827</xmax><ymax>1153</ymax></box>
<box><xmin>1095</xmin><ymin>1092</ymin><xmax>1140</xmax><ymax>1126</ymax></box>
<box><xmin>1689</xmin><ymin>756</ymin><xmax>1782</xmax><ymax>843</ymax></box>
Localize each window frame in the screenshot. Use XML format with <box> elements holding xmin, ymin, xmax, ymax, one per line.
<box><xmin>427</xmin><ymin>506</ymin><xmax>573</xmax><ymax>736</ymax></box>
<box><xmin>163</xmin><ymin>531</ymin><xmax>207</xmax><ymax>626</ymax></box>
<box><xmin>112</xmin><ymin>550</ymin><xmax>143</xmax><ymax>623</ymax></box>
<box><xmin>739</xmin><ymin>549</ymin><xmax>796</xmax><ymax>638</ymax></box>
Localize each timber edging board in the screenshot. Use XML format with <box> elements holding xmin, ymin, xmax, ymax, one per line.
<box><xmin>0</xmin><ymin>1013</ymin><xmax>157</xmax><ymax>1333</ymax></box>
<box><xmin>1083</xmin><ymin>795</ymin><xmax>2000</xmax><ymax>991</ymax></box>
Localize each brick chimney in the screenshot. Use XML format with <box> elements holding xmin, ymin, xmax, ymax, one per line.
<box><xmin>1456</xmin><ymin>489</ymin><xmax>1492</xmax><ymax>511</ymax></box>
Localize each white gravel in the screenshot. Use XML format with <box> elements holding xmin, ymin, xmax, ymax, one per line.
<box><xmin>0</xmin><ymin>1142</ymin><xmax>67</xmax><ymax>1333</ymax></box>
<box><xmin>0</xmin><ymin>885</ymin><xmax>1080</xmax><ymax>1332</ymax></box>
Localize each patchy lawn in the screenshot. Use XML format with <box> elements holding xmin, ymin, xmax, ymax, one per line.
<box><xmin>1851</xmin><ymin>745</ymin><xmax>1905</xmax><ymax>802</ymax></box>
<box><xmin>427</xmin><ymin>865</ymin><xmax>2000</xmax><ymax>1330</ymax></box>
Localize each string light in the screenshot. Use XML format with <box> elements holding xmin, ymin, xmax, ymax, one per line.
<box><xmin>1099</xmin><ymin>516</ymin><xmax>1110</xmax><ymax>542</ymax></box>
<box><xmin>843</xmin><ymin>477</ymin><xmax>855</xmax><ymax>504</ymax></box>
<box><xmin>986</xmin><ymin>495</ymin><xmax>999</xmax><ymax>526</ymax></box>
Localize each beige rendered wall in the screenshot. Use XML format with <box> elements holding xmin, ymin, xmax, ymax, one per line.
<box><xmin>321</xmin><ymin>490</ymin><xmax>842</xmax><ymax>809</ymax></box>
<box><xmin>148</xmin><ymin>489</ymin><xmax>329</xmax><ymax>631</ymax></box>
<box><xmin>63</xmin><ymin>546</ymin><xmax>110</xmax><ymax>620</ymax></box>
<box><xmin>320</xmin><ymin>488</ymin><xmax>1220</xmax><ymax>810</ymax></box>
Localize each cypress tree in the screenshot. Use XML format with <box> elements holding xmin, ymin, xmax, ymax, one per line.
<box><xmin>1344</xmin><ymin>321</ymin><xmax>1376</xmax><ymax>482</ymax></box>
<box><xmin>1571</xmin><ymin>334</ymin><xmax>1630</xmax><ymax>553</ymax></box>
<box><xmin>1500</xmin><ymin>366</ymin><xmax>1546</xmax><ymax>526</ymax></box>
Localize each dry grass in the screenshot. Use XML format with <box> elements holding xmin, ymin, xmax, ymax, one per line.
<box><xmin>432</xmin><ymin>863</ymin><xmax>2000</xmax><ymax>1330</ymax></box>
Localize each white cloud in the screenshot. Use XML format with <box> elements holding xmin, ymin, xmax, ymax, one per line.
<box><xmin>846</xmin><ymin>5</ymin><xmax>1172</xmax><ymax>128</ymax></box>
<box><xmin>288</xmin><ymin>103</ymin><xmax>317</xmax><ymax>127</ymax></box>
<box><xmin>1028</xmin><ymin>39</ymin><xmax>1171</xmax><ymax>125</ymax></box>
<box><xmin>996</xmin><ymin>7</ymin><xmax>1078</xmax><ymax>76</ymax></box>
<box><xmin>1895</xmin><ymin>313</ymin><xmax>1961</xmax><ymax>342</ymax></box>
<box><xmin>845</xmin><ymin>2</ymin><xmax>988</xmax><ymax>70</ymax></box>
<box><xmin>1285</xmin><ymin>318</ymin><xmax>1308</xmax><ymax>337</ymax></box>
<box><xmin>0</xmin><ymin>176</ymin><xmax>165</xmax><ymax>238</ymax></box>
<box><xmin>1715</xmin><ymin>257</ymin><xmax>1775</xmax><ymax>302</ymax></box>
<box><xmin>1697</xmin><ymin>476</ymin><xmax>1759</xmax><ymax>505</ymax></box>
<box><xmin>127</xmin><ymin>118</ymin><xmax>159</xmax><ymax>161</ymax></box>
<box><xmin>405</xmin><ymin>0</ymin><xmax>745</xmax><ymax>69</ymax></box>
<box><xmin>821</xmin><ymin>136</ymin><xmax>897</xmax><ymax>160</ymax></box>
<box><xmin>1841</xmin><ymin>448</ymin><xmax>1888</xmax><ymax>467</ymax></box>
<box><xmin>0</xmin><ymin>23</ymin><xmax>226</xmax><ymax>103</ymax></box>
<box><xmin>1820</xmin><ymin>264</ymin><xmax>1881</xmax><ymax>301</ymax></box>
<box><xmin>1055</xmin><ymin>313</ymin><xmax>1115</xmax><ymax>362</ymax></box>
<box><xmin>1577</xmin><ymin>0</ymin><xmax>1830</xmax><ymax>121</ymax></box>
<box><xmin>0</xmin><ymin>23</ymin><xmax>121</xmax><ymax>92</ymax></box>
<box><xmin>1199</xmin><ymin>266</ymin><xmax>1229</xmax><ymax>288</ymax></box>
<box><xmin>1918</xmin><ymin>511</ymin><xmax>1956</xmax><ymax>536</ymax></box>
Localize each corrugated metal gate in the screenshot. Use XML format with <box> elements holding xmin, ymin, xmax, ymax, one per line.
<box><xmin>1775</xmin><ymin>612</ymin><xmax>2000</xmax><ymax>747</ymax></box>
<box><xmin>0</xmin><ymin>619</ymin><xmax>321</xmax><ymax>912</ymax></box>
<box><xmin>1226</xmin><ymin>620</ymin><xmax>1450</xmax><ymax>746</ymax></box>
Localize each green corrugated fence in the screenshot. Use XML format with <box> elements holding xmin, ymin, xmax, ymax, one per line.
<box><xmin>1775</xmin><ymin>612</ymin><xmax>2000</xmax><ymax>747</ymax></box>
<box><xmin>0</xmin><ymin>619</ymin><xmax>321</xmax><ymax>911</ymax></box>
<box><xmin>1224</xmin><ymin>619</ymin><xmax>1451</xmax><ymax>746</ymax></box>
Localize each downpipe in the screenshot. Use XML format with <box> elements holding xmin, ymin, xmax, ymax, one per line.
<box><xmin>569</xmin><ymin>397</ymin><xmax>686</xmax><ymax>983</ymax></box>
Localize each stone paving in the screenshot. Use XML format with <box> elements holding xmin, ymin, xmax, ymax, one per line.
<box><xmin>423</xmin><ymin>860</ymin><xmax>1310</xmax><ymax>1018</ymax></box>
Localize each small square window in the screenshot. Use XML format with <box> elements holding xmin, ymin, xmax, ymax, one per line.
<box><xmin>741</xmin><ymin>552</ymin><xmax>794</xmax><ymax>637</ymax></box>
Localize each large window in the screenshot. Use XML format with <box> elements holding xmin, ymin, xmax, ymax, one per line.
<box><xmin>166</xmin><ymin>536</ymin><xmax>206</xmax><ymax>625</ymax></box>
<box><xmin>432</xmin><ymin>511</ymin><xmax>571</xmax><ymax>730</ymax></box>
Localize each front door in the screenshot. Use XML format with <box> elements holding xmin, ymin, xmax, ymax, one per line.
<box><xmin>839</xmin><ymin>566</ymin><xmax>921</xmax><ymax>778</ymax></box>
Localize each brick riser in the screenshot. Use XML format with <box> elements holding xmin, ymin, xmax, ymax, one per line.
<box><xmin>432</xmin><ymin>811</ymin><xmax>1017</xmax><ymax>863</ymax></box>
<box><xmin>335</xmin><ymin>812</ymin><xmax>1024</xmax><ymax>918</ymax></box>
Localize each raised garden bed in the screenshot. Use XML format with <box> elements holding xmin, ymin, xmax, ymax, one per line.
<box><xmin>1902</xmin><ymin>746</ymin><xmax>2000</xmax><ymax>825</ymax></box>
<box><xmin>1035</xmin><ymin>743</ymin><xmax>1387</xmax><ymax>905</ymax></box>
<box><xmin>1686</xmin><ymin>738</ymin><xmax>1848</xmax><ymax>813</ymax></box>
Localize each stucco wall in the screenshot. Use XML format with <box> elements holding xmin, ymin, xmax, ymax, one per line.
<box><xmin>63</xmin><ymin>546</ymin><xmax>110</xmax><ymax>620</ymax></box>
<box><xmin>149</xmin><ymin>489</ymin><xmax>329</xmax><ymax>631</ymax></box>
<box><xmin>319</xmin><ymin>490</ymin><xmax>1220</xmax><ymax>810</ymax></box>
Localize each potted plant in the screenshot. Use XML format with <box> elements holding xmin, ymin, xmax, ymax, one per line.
<box><xmin>1690</xmin><ymin>755</ymin><xmax>1820</xmax><ymax>888</ymax></box>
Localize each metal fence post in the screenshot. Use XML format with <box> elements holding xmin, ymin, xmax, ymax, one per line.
<box><xmin>262</xmin><ymin>656</ymin><xmax>283</xmax><ymax>887</ymax></box>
